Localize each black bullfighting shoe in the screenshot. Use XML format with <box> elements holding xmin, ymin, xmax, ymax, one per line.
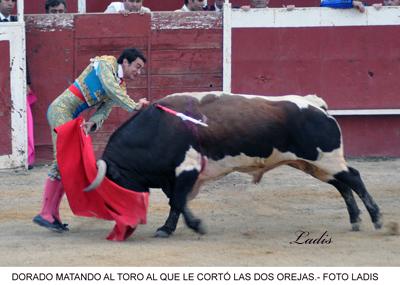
<box><xmin>32</xmin><ymin>215</ymin><xmax>65</xmax><ymax>233</ymax></box>
<box><xmin>53</xmin><ymin>216</ymin><xmax>69</xmax><ymax>232</ymax></box>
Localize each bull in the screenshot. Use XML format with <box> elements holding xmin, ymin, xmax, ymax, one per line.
<box><xmin>86</xmin><ymin>92</ymin><xmax>382</xmax><ymax>237</ymax></box>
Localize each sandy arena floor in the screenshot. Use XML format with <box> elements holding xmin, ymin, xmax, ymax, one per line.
<box><xmin>0</xmin><ymin>158</ymin><xmax>399</xmax><ymax>266</ymax></box>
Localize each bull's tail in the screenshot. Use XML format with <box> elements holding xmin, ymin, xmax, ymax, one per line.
<box><xmin>304</xmin><ymin>94</ymin><xmax>328</xmax><ymax>111</ymax></box>
<box><xmin>83</xmin><ymin>159</ymin><xmax>107</xmax><ymax>192</ymax></box>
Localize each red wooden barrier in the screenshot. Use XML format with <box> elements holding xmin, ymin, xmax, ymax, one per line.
<box><xmin>338</xmin><ymin>116</ymin><xmax>400</xmax><ymax>157</ymax></box>
<box><xmin>150</xmin><ymin>12</ymin><xmax>223</xmax><ymax>101</ymax></box>
<box><xmin>0</xmin><ymin>41</ymin><xmax>12</xmax><ymax>156</ymax></box>
<box><xmin>86</xmin><ymin>0</ymin><xmax>110</xmax><ymax>12</ymax></box>
<box><xmin>232</xmin><ymin>26</ymin><xmax>400</xmax><ymax>109</ymax></box>
<box><xmin>25</xmin><ymin>15</ymin><xmax>75</xmax><ymax>161</ymax></box>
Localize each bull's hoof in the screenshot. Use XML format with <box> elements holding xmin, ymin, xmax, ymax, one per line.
<box><xmin>154</xmin><ymin>226</ymin><xmax>174</xmax><ymax>238</ymax></box>
<box><xmin>154</xmin><ymin>230</ymin><xmax>171</xmax><ymax>238</ymax></box>
<box><xmin>374</xmin><ymin>220</ymin><xmax>383</xmax><ymax>230</ymax></box>
<box><xmin>189</xmin><ymin>219</ymin><xmax>207</xmax><ymax>235</ymax></box>
<box><xmin>351</xmin><ymin>222</ymin><xmax>361</xmax><ymax>232</ymax></box>
<box><xmin>196</xmin><ymin>222</ymin><xmax>207</xmax><ymax>235</ymax></box>
<box><xmin>373</xmin><ymin>213</ymin><xmax>383</xmax><ymax>230</ymax></box>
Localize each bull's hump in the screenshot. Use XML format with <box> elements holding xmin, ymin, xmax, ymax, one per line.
<box><xmin>165</xmin><ymin>91</ymin><xmax>224</xmax><ymax>101</ymax></box>
<box><xmin>164</xmin><ymin>92</ymin><xmax>327</xmax><ymax>112</ymax></box>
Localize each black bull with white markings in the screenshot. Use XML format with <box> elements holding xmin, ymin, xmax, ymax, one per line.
<box><xmin>85</xmin><ymin>92</ymin><xmax>382</xmax><ymax>237</ymax></box>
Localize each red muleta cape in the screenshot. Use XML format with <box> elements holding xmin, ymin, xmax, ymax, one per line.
<box><xmin>55</xmin><ymin>117</ymin><xmax>149</xmax><ymax>241</ymax></box>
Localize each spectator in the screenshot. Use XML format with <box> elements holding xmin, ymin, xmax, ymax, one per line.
<box><xmin>383</xmin><ymin>0</ymin><xmax>400</xmax><ymax>5</ymax></box>
<box><xmin>45</xmin><ymin>0</ymin><xmax>67</xmax><ymax>14</ymax></box>
<box><xmin>175</xmin><ymin>0</ymin><xmax>206</xmax><ymax>12</ymax></box>
<box><xmin>0</xmin><ymin>0</ymin><xmax>17</xmax><ymax>22</ymax></box>
<box><xmin>320</xmin><ymin>1</ymin><xmax>366</xmax><ymax>13</ymax></box>
<box><xmin>241</xmin><ymin>0</ymin><xmax>269</xmax><ymax>11</ymax></box>
<box><xmin>208</xmin><ymin>0</ymin><xmax>241</xmax><ymax>11</ymax></box>
<box><xmin>208</xmin><ymin>0</ymin><xmax>224</xmax><ymax>11</ymax></box>
<box><xmin>105</xmin><ymin>0</ymin><xmax>151</xmax><ymax>14</ymax></box>
<box><xmin>372</xmin><ymin>0</ymin><xmax>399</xmax><ymax>9</ymax></box>
<box><xmin>202</xmin><ymin>0</ymin><xmax>208</xmax><ymax>10</ymax></box>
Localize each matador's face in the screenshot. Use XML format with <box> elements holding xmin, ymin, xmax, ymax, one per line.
<box><xmin>122</xmin><ymin>58</ymin><xmax>145</xmax><ymax>80</ymax></box>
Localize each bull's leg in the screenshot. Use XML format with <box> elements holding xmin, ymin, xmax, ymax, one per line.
<box><xmin>328</xmin><ymin>179</ymin><xmax>362</xmax><ymax>231</ymax></box>
<box><xmin>155</xmin><ymin>177</ymin><xmax>207</xmax><ymax>237</ymax></box>
<box><xmin>171</xmin><ymin>169</ymin><xmax>207</xmax><ymax>235</ymax></box>
<box><xmin>334</xmin><ymin>167</ymin><xmax>382</xmax><ymax>230</ymax></box>
<box><xmin>155</xmin><ymin>207</ymin><xmax>180</xmax><ymax>238</ymax></box>
<box><xmin>155</xmin><ymin>169</ymin><xmax>205</xmax><ymax>238</ymax></box>
<box><xmin>155</xmin><ymin>185</ymin><xmax>180</xmax><ymax>238</ymax></box>
<box><xmin>182</xmin><ymin>205</ymin><xmax>206</xmax><ymax>235</ymax></box>
<box><xmin>289</xmin><ymin>161</ymin><xmax>362</xmax><ymax>231</ymax></box>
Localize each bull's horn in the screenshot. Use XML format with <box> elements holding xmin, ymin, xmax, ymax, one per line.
<box><xmin>83</xmin><ymin>159</ymin><xmax>107</xmax><ymax>192</ymax></box>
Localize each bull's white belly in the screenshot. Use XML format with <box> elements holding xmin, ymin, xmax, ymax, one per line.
<box><xmin>178</xmin><ymin>146</ymin><xmax>347</xmax><ymax>200</ymax></box>
<box><xmin>199</xmin><ymin>148</ymin><xmax>297</xmax><ymax>181</ymax></box>
<box><xmin>199</xmin><ymin>147</ymin><xmax>347</xmax><ymax>183</ymax></box>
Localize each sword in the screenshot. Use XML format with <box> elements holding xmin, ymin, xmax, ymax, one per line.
<box><xmin>155</xmin><ymin>104</ymin><xmax>208</xmax><ymax>127</ymax></box>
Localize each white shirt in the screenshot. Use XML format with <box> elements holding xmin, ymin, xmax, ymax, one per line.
<box><xmin>117</xmin><ymin>64</ymin><xmax>124</xmax><ymax>79</ymax></box>
<box><xmin>0</xmin><ymin>12</ymin><xmax>11</xmax><ymax>22</ymax></box>
<box><xmin>104</xmin><ymin>2</ymin><xmax>151</xmax><ymax>14</ymax></box>
<box><xmin>175</xmin><ymin>2</ymin><xmax>210</xmax><ymax>12</ymax></box>
<box><xmin>175</xmin><ymin>5</ymin><xmax>190</xmax><ymax>12</ymax></box>
<box><xmin>213</xmin><ymin>4</ymin><xmax>222</xmax><ymax>12</ymax></box>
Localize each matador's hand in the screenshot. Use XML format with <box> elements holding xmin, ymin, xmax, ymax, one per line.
<box><xmin>136</xmin><ymin>98</ymin><xmax>150</xmax><ymax>110</ymax></box>
<box><xmin>81</xmin><ymin>121</ymin><xmax>96</xmax><ymax>135</ymax></box>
